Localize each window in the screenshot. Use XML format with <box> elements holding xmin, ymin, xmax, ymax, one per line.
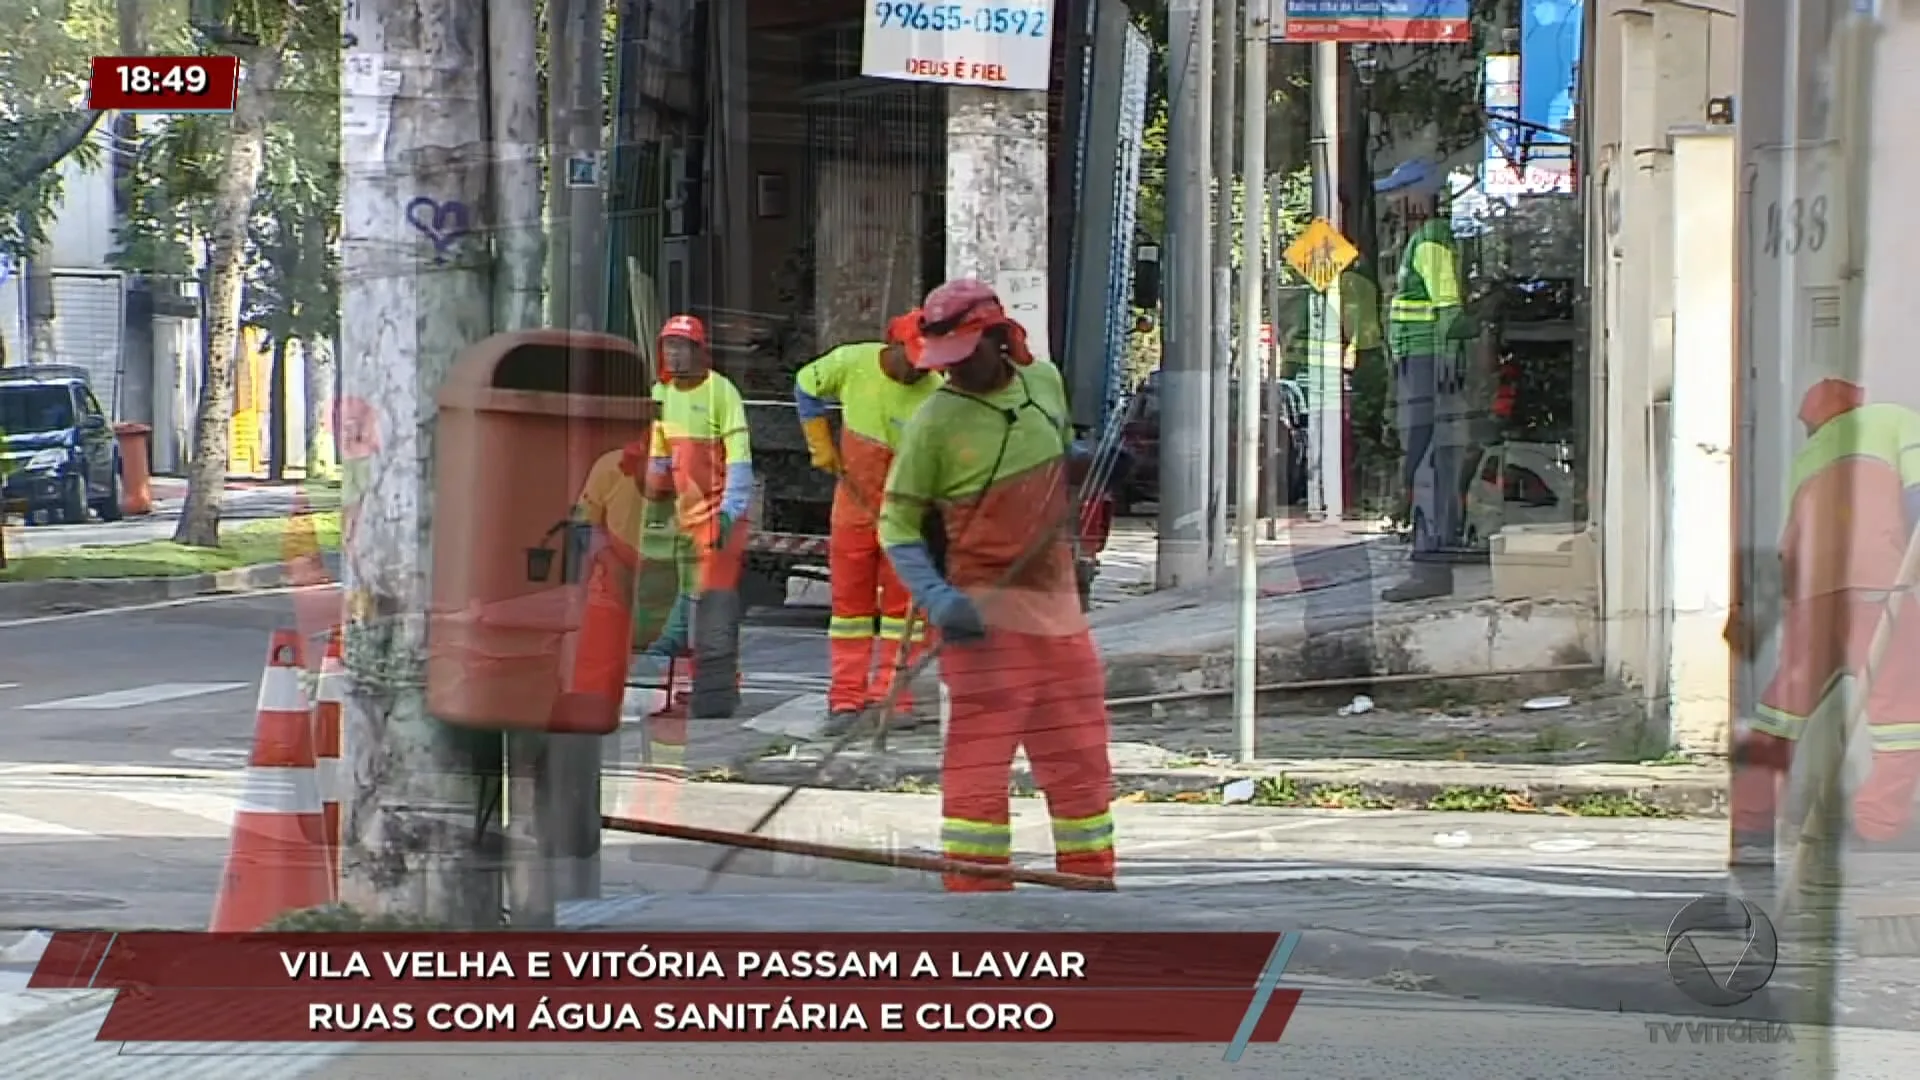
<box><xmin>82</xmin><ymin>388</ymin><xmax>105</xmax><ymax>420</ymax></box>
<box><xmin>1504</xmin><ymin>466</ymin><xmax>1558</xmax><ymax>507</ymax></box>
<box><xmin>0</xmin><ymin>386</ymin><xmax>75</xmax><ymax>432</ymax></box>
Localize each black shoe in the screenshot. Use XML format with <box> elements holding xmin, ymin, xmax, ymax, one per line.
<box><xmin>821</xmin><ymin>710</ymin><xmax>867</xmax><ymax>738</ymax></box>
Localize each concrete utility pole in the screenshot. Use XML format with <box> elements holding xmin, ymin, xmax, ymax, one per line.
<box><xmin>945</xmin><ymin>88</ymin><xmax>1050</xmax><ymax>333</ymax></box>
<box><xmin>529</xmin><ymin>0</ymin><xmax>610</xmax><ymax>915</ymax></box>
<box><xmin>488</xmin><ymin>0</ymin><xmax>545</xmax><ymax>331</ymax></box>
<box><xmin>1307</xmin><ymin>40</ymin><xmax>1345</xmax><ymax>521</ymax></box>
<box><xmin>1158</xmin><ymin>0</ymin><xmax>1213</xmax><ymax>588</ymax></box>
<box><xmin>1208</xmin><ymin>0</ymin><xmax>1238</xmax><ymax>571</ymax></box>
<box><xmin>1233</xmin><ymin>0</ymin><xmax>1269</xmax><ymax>764</ymax></box>
<box><xmin>337</xmin><ymin>0</ymin><xmax>501</xmax><ymax>927</ymax></box>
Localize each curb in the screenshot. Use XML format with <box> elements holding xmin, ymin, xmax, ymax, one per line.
<box><xmin>0</xmin><ymin>552</ymin><xmax>341</xmax><ymax>620</ymax></box>
<box><xmin>728</xmin><ymin>753</ymin><xmax>1729</xmax><ymax>818</ymax></box>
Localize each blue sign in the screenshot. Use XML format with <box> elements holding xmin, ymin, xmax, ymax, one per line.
<box><xmin>1521</xmin><ymin>0</ymin><xmax>1581</xmax><ymax>149</ymax></box>
<box><xmin>1278</xmin><ymin>0</ymin><xmax>1471</xmax><ymax>42</ymax></box>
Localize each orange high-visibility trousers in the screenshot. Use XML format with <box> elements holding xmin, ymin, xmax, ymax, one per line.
<box><xmin>827</xmin><ymin>524</ymin><xmax>925</xmax><ymax>713</ymax></box>
<box><xmin>937</xmin><ymin>629</ymin><xmax>1115</xmax><ymax>892</ymax></box>
<box><xmin>564</xmin><ymin>533</ymin><xmax>638</xmax><ymax>735</ymax></box>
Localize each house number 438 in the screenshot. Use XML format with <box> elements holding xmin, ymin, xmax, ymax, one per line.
<box><xmin>1762</xmin><ymin>196</ymin><xmax>1828</xmax><ymax>258</ymax></box>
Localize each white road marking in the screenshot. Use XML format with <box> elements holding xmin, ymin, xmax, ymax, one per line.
<box><xmin>1122</xmin><ymin>817</ymin><xmax>1334</xmax><ymax>854</ymax></box>
<box><xmin>0</xmin><ymin>811</ymin><xmax>94</xmax><ymax>838</ymax></box>
<box><xmin>0</xmin><ymin>683</ymin><xmax>18</xmax><ymax>690</ymax></box>
<box><xmin>1118</xmin><ymin>865</ymin><xmax>1703</xmax><ymax>900</ymax></box>
<box><xmin>21</xmin><ymin>682</ymin><xmax>249</xmax><ymax>710</ymax></box>
<box><xmin>109</xmin><ymin>789</ymin><xmax>239</xmax><ymax>827</ymax></box>
<box><xmin>169</xmin><ymin>748</ymin><xmax>250</xmax><ymax>767</ymax></box>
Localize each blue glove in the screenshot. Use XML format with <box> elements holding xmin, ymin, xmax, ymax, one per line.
<box><xmin>887</xmin><ymin>541</ymin><xmax>987</xmax><ymax>642</ymax></box>
<box><xmin>924</xmin><ymin>587</ymin><xmax>987</xmax><ymax>642</ymax></box>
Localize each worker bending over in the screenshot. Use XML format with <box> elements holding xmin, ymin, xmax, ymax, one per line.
<box><xmin>795</xmin><ymin>312</ymin><xmax>943</xmax><ymax>733</ymax></box>
<box><xmin>878</xmin><ymin>278</ymin><xmax>1117</xmax><ymax>891</ymax></box>
<box><xmin>642</xmin><ymin>314</ymin><xmax>754</xmax><ymax>723</ymax></box>
<box><xmin>1732</xmin><ymin>378</ymin><xmax>1920</xmax><ymax>860</ymax></box>
<box><xmin>573</xmin><ymin>441</ymin><xmax>695</xmax><ymax>792</ymax></box>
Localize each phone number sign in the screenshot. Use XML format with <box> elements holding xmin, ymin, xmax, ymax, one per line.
<box><xmin>862</xmin><ymin>1</ymin><xmax>1057</xmax><ymax>91</ymax></box>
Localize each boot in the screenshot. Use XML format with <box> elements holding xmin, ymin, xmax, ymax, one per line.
<box><xmin>1382</xmin><ymin>561</ymin><xmax>1453</xmax><ymax>603</ymax></box>
<box><xmin>821</xmin><ymin>709</ymin><xmax>868</xmax><ymax>739</ymax></box>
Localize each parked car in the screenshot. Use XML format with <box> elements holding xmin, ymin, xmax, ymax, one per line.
<box><xmin>1460</xmin><ymin>440</ymin><xmax>1576</xmax><ymax>547</ymax></box>
<box><xmin>0</xmin><ymin>365</ymin><xmax>122</xmax><ymax>525</ymax></box>
<box><xmin>1116</xmin><ymin>369</ymin><xmax>1309</xmax><ymax>515</ymax></box>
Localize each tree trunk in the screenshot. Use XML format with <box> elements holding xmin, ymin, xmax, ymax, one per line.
<box><xmin>173</xmin><ymin>47</ymin><xmax>286</xmax><ymax>547</ymax></box>
<box><xmin>303</xmin><ymin>333</ymin><xmax>338</xmax><ymax>480</ymax></box>
<box><xmin>267</xmin><ymin>332</ymin><xmax>289</xmax><ymax>480</ymax></box>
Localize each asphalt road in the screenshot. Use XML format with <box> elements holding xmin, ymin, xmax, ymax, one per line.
<box><xmin>0</xmin><ymin>587</ymin><xmax>836</xmax><ymax>771</ymax></box>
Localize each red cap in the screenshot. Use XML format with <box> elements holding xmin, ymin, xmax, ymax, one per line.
<box><xmin>659</xmin><ymin>314</ymin><xmax>708</xmax><ymax>347</ymax></box>
<box><xmin>1799</xmin><ymin>377</ymin><xmax>1865</xmax><ymax>431</ymax></box>
<box><xmin>656</xmin><ymin>314</ymin><xmax>710</xmax><ymax>382</ymax></box>
<box><xmin>915</xmin><ymin>279</ymin><xmax>1007</xmax><ymax>370</ymax></box>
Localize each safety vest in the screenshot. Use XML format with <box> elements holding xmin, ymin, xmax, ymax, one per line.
<box><xmin>795</xmin><ymin>342</ymin><xmax>942</xmax><ymax>530</ymax></box>
<box><xmin>1388</xmin><ymin>219</ymin><xmax>1463</xmax><ymax>357</ymax></box>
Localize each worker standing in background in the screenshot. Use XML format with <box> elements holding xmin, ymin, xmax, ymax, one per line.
<box><xmin>1730</xmin><ymin>378</ymin><xmax>1920</xmax><ymax>862</ymax></box>
<box><xmin>1383</xmin><ymin>201</ymin><xmax>1469</xmax><ymax>602</ymax></box>
<box><xmin>642</xmin><ymin>314</ymin><xmax>755</xmax><ymax>724</ymax></box>
<box><xmin>879</xmin><ymin>279</ymin><xmax>1116</xmax><ymax>892</ymax></box>
<box><xmin>795</xmin><ymin>312</ymin><xmax>944</xmax><ymax>734</ymax></box>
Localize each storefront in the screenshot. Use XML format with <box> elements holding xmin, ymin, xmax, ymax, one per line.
<box><xmin>1279</xmin><ymin>1</ymin><xmax>1590</xmax><ymax>601</ymax></box>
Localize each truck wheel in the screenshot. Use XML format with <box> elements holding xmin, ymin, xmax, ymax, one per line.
<box><xmin>60</xmin><ymin>475</ymin><xmax>88</xmax><ymax>524</ymax></box>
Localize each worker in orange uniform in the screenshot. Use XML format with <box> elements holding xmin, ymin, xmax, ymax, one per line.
<box><xmin>573</xmin><ymin>440</ymin><xmax>695</xmax><ymax>757</ymax></box>
<box><xmin>641</xmin><ymin>314</ymin><xmax>755</xmax><ymax>723</ymax></box>
<box><xmin>1730</xmin><ymin>378</ymin><xmax>1920</xmax><ymax>863</ymax></box>
<box><xmin>794</xmin><ymin>312</ymin><xmax>944</xmax><ymax>734</ymax></box>
<box><xmin>878</xmin><ymin>278</ymin><xmax>1117</xmax><ymax>891</ymax></box>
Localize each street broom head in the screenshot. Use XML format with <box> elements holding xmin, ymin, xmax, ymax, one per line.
<box><xmin>1854</xmin><ymin>898</ymin><xmax>1920</xmax><ymax>957</ymax></box>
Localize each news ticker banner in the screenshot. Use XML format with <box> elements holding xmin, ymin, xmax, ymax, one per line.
<box><xmin>29</xmin><ymin>931</ymin><xmax>1303</xmax><ymax>1050</ymax></box>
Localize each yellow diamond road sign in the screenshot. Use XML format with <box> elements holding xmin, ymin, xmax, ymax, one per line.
<box><xmin>1285</xmin><ymin>218</ymin><xmax>1359</xmax><ymax>293</ymax></box>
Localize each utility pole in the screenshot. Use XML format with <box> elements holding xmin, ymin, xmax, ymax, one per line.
<box><xmin>1208</xmin><ymin>0</ymin><xmax>1238</xmax><ymax>571</ymax></box>
<box><xmin>1158</xmin><ymin>0</ymin><xmax>1213</xmax><ymax>589</ymax></box>
<box><xmin>536</xmin><ymin>0</ymin><xmax>610</xmax><ymax>912</ymax></box>
<box><xmin>1233</xmin><ymin>0</ymin><xmax>1269</xmax><ymax>764</ymax></box>
<box><xmin>338</xmin><ymin>0</ymin><xmax>501</xmax><ymax>926</ymax></box>
<box><xmin>1307</xmin><ymin>41</ymin><xmax>1345</xmax><ymax>521</ymax></box>
<box><xmin>485</xmin><ymin>0</ymin><xmax>552</xmax><ymax>926</ymax></box>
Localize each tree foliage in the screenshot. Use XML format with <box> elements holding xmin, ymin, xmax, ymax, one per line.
<box><xmin>0</xmin><ymin>0</ymin><xmax>119</xmax><ymax>258</ymax></box>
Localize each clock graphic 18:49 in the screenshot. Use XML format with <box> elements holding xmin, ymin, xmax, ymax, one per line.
<box><xmin>89</xmin><ymin>56</ymin><xmax>240</xmax><ymax>112</ymax></box>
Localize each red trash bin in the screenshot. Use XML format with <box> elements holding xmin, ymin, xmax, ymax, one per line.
<box><xmin>113</xmin><ymin>423</ymin><xmax>155</xmax><ymax>516</ymax></box>
<box><xmin>425</xmin><ymin>331</ymin><xmax>654</xmax><ymax>733</ymax></box>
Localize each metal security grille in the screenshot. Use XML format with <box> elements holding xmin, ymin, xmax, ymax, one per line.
<box><xmin>47</xmin><ymin>270</ymin><xmax>126</xmax><ymax>419</ymax></box>
<box><xmin>798</xmin><ymin>40</ymin><xmax>945</xmax><ymax>363</ymax></box>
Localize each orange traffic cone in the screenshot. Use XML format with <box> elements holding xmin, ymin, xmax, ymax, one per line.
<box><xmin>284</xmin><ymin>489</ymin><xmax>342</xmax><ymax>661</ymax></box>
<box><xmin>209</xmin><ymin>630</ymin><xmax>333</xmax><ymax>932</ymax></box>
<box><xmin>313</xmin><ymin>627</ymin><xmax>346</xmax><ymax>896</ymax></box>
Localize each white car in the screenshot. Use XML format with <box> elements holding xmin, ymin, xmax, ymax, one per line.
<box><xmin>1462</xmin><ymin>441</ymin><xmax>1576</xmax><ymax>547</ymax></box>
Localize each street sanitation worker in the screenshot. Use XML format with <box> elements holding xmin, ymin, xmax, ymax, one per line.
<box><xmin>572</xmin><ymin>439</ymin><xmax>697</xmax><ymax>776</ymax></box>
<box><xmin>1731</xmin><ymin>377</ymin><xmax>1920</xmax><ymax>861</ymax></box>
<box><xmin>642</xmin><ymin>314</ymin><xmax>755</xmax><ymax>724</ymax></box>
<box><xmin>794</xmin><ymin>311</ymin><xmax>944</xmax><ymax>734</ymax></box>
<box><xmin>878</xmin><ymin>278</ymin><xmax>1117</xmax><ymax>891</ymax></box>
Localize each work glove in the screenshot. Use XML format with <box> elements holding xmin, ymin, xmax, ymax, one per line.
<box><xmin>800</xmin><ymin>416</ymin><xmax>841</xmax><ymax>474</ymax></box>
<box><xmin>924</xmin><ymin>586</ymin><xmax>987</xmax><ymax>643</ymax></box>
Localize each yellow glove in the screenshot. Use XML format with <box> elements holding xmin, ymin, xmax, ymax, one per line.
<box><xmin>801</xmin><ymin>416</ymin><xmax>841</xmax><ymax>474</ymax></box>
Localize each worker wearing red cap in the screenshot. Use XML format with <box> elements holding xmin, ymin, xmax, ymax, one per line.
<box><xmin>795</xmin><ymin>312</ymin><xmax>945</xmax><ymax>732</ymax></box>
<box><xmin>1730</xmin><ymin>377</ymin><xmax>1920</xmax><ymax>861</ymax></box>
<box><xmin>643</xmin><ymin>314</ymin><xmax>754</xmax><ymax>723</ymax></box>
<box><xmin>878</xmin><ymin>278</ymin><xmax>1116</xmax><ymax>891</ymax></box>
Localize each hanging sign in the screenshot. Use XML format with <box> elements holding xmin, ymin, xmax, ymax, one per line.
<box><xmin>861</xmin><ymin>1</ymin><xmax>1057</xmax><ymax>91</ymax></box>
<box><xmin>1274</xmin><ymin>0</ymin><xmax>1470</xmax><ymax>43</ymax></box>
